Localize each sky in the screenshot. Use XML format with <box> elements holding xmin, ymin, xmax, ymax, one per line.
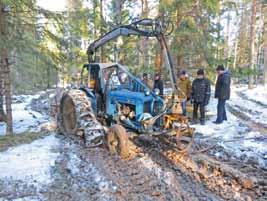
<box><xmin>37</xmin><ymin>0</ymin><xmax>67</xmax><ymax>11</ymax></box>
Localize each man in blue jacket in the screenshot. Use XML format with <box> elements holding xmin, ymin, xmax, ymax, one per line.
<box><xmin>214</xmin><ymin>65</ymin><xmax>231</xmax><ymax>124</ymax></box>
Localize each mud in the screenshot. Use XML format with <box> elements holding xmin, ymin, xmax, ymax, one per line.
<box><xmin>0</xmin><ymin>132</ymin><xmax>266</xmax><ymax>201</ymax></box>
<box><xmin>134</xmin><ymin>135</ymin><xmax>267</xmax><ymax>201</ymax></box>
<box><xmin>0</xmin><ymin>133</ymin><xmax>225</xmax><ymax>201</ymax></box>
<box><xmin>43</xmin><ymin>134</ymin><xmax>224</xmax><ymax>201</ymax></box>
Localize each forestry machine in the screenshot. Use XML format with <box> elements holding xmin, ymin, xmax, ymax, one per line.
<box><xmin>57</xmin><ymin>18</ymin><xmax>194</xmax><ymax>158</ymax></box>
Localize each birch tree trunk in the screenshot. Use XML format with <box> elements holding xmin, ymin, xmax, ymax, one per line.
<box><xmin>0</xmin><ymin>64</ymin><xmax>5</xmax><ymax>122</ymax></box>
<box><xmin>140</xmin><ymin>0</ymin><xmax>149</xmax><ymax>69</ymax></box>
<box><xmin>248</xmin><ymin>0</ymin><xmax>257</xmax><ymax>89</ymax></box>
<box><xmin>2</xmin><ymin>52</ymin><xmax>13</xmax><ymax>134</ymax></box>
<box><xmin>263</xmin><ymin>2</ymin><xmax>267</xmax><ymax>86</ymax></box>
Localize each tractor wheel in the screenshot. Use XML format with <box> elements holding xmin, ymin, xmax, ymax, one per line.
<box><xmin>58</xmin><ymin>89</ymin><xmax>104</xmax><ymax>145</ymax></box>
<box><xmin>106</xmin><ymin>124</ymin><xmax>130</xmax><ymax>158</ymax></box>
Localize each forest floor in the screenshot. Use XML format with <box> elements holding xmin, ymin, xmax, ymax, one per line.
<box><xmin>0</xmin><ymin>85</ymin><xmax>266</xmax><ymax>201</ymax></box>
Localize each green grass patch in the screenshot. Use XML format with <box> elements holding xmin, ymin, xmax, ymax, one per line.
<box><xmin>0</xmin><ymin>132</ymin><xmax>49</xmax><ymax>152</ymax></box>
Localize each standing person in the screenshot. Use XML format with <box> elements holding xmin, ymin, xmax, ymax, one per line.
<box><xmin>214</xmin><ymin>65</ymin><xmax>231</xmax><ymax>124</ymax></box>
<box><xmin>191</xmin><ymin>69</ymin><xmax>211</xmax><ymax>125</ymax></box>
<box><xmin>177</xmin><ymin>70</ymin><xmax>191</xmax><ymax>116</ymax></box>
<box><xmin>153</xmin><ymin>73</ymin><xmax>164</xmax><ymax>96</ymax></box>
<box><xmin>142</xmin><ymin>73</ymin><xmax>153</xmax><ymax>90</ymax></box>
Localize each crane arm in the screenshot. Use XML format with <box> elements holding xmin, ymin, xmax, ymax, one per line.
<box><xmin>86</xmin><ymin>18</ymin><xmax>178</xmax><ymax>93</ymax></box>
<box><xmin>87</xmin><ymin>19</ymin><xmax>161</xmax><ymax>58</ymax></box>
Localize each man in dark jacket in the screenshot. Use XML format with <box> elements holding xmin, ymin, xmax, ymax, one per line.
<box><xmin>153</xmin><ymin>73</ymin><xmax>164</xmax><ymax>96</ymax></box>
<box><xmin>214</xmin><ymin>65</ymin><xmax>231</xmax><ymax>124</ymax></box>
<box><xmin>191</xmin><ymin>69</ymin><xmax>211</xmax><ymax>125</ymax></box>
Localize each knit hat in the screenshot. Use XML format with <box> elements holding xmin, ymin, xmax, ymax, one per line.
<box><xmin>180</xmin><ymin>70</ymin><xmax>186</xmax><ymax>75</ymax></box>
<box><xmin>155</xmin><ymin>72</ymin><xmax>161</xmax><ymax>77</ymax></box>
<box><xmin>197</xmin><ymin>69</ymin><xmax>204</xmax><ymax>75</ymax></box>
<box><xmin>216</xmin><ymin>65</ymin><xmax>225</xmax><ymax>71</ymax></box>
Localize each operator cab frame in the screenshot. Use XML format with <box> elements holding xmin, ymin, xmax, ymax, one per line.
<box><xmin>80</xmin><ymin>63</ymin><xmax>164</xmax><ymax>131</ymax></box>
<box><xmin>81</xmin><ymin>63</ymin><xmax>152</xmax><ymax>95</ymax></box>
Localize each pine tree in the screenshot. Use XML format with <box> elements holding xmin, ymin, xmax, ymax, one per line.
<box><xmin>0</xmin><ymin>1</ymin><xmax>13</xmax><ymax>134</ymax></box>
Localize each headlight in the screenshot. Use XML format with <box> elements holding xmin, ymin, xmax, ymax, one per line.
<box><xmin>145</xmin><ymin>90</ymin><xmax>150</xmax><ymax>96</ymax></box>
<box><xmin>154</xmin><ymin>88</ymin><xmax>160</xmax><ymax>96</ymax></box>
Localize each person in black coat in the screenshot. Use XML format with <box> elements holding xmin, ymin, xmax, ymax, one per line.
<box><xmin>214</xmin><ymin>65</ymin><xmax>231</xmax><ymax>124</ymax></box>
<box><xmin>153</xmin><ymin>73</ymin><xmax>164</xmax><ymax>96</ymax></box>
<box><xmin>191</xmin><ymin>69</ymin><xmax>211</xmax><ymax>125</ymax></box>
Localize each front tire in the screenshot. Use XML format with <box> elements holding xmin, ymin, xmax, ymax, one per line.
<box><xmin>106</xmin><ymin>124</ymin><xmax>130</xmax><ymax>158</ymax></box>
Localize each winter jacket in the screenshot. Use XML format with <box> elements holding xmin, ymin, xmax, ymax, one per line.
<box><xmin>154</xmin><ymin>79</ymin><xmax>164</xmax><ymax>95</ymax></box>
<box><xmin>176</xmin><ymin>78</ymin><xmax>191</xmax><ymax>99</ymax></box>
<box><xmin>215</xmin><ymin>71</ymin><xmax>231</xmax><ymax>100</ymax></box>
<box><xmin>191</xmin><ymin>78</ymin><xmax>211</xmax><ymax>105</ymax></box>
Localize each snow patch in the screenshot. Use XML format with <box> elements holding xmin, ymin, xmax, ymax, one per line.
<box><xmin>0</xmin><ymin>135</ymin><xmax>60</xmax><ymax>186</ymax></box>
<box><xmin>0</xmin><ymin>94</ymin><xmax>49</xmax><ymax>135</ymax></box>
<box><xmin>228</xmin><ymin>87</ymin><xmax>267</xmax><ymax>125</ymax></box>
<box><xmin>66</xmin><ymin>150</ymin><xmax>116</xmax><ymax>194</ymax></box>
<box><xmin>192</xmin><ymin>89</ymin><xmax>267</xmax><ymax>168</ymax></box>
<box><xmin>242</xmin><ymin>85</ymin><xmax>267</xmax><ymax>106</ymax></box>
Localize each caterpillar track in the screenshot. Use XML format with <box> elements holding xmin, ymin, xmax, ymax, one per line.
<box><xmin>58</xmin><ymin>89</ymin><xmax>104</xmax><ymax>146</ymax></box>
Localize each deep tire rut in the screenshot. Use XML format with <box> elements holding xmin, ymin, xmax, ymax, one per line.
<box><xmin>44</xmin><ymin>135</ymin><xmax>226</xmax><ymax>201</ymax></box>
<box><xmin>136</xmin><ymin>137</ymin><xmax>267</xmax><ymax>201</ymax></box>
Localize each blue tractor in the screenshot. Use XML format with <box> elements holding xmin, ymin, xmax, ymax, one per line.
<box><xmin>58</xmin><ymin>19</ymin><xmax>194</xmax><ymax>158</ymax></box>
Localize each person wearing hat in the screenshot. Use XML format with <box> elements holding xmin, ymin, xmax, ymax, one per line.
<box><xmin>142</xmin><ymin>73</ymin><xmax>153</xmax><ymax>90</ymax></box>
<box><xmin>214</xmin><ymin>65</ymin><xmax>231</xmax><ymax>124</ymax></box>
<box><xmin>153</xmin><ymin>73</ymin><xmax>164</xmax><ymax>96</ymax></box>
<box><xmin>176</xmin><ymin>70</ymin><xmax>191</xmax><ymax>116</ymax></box>
<box><xmin>191</xmin><ymin>69</ymin><xmax>211</xmax><ymax>125</ymax></box>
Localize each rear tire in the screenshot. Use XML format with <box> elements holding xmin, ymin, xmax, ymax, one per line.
<box><xmin>106</xmin><ymin>124</ymin><xmax>130</xmax><ymax>158</ymax></box>
<box><xmin>58</xmin><ymin>89</ymin><xmax>104</xmax><ymax>145</ymax></box>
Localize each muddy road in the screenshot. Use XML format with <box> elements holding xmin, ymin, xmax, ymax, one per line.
<box><xmin>1</xmin><ymin>132</ymin><xmax>266</xmax><ymax>201</ymax></box>
<box><xmin>0</xmin><ymin>132</ymin><xmax>223</xmax><ymax>201</ymax></box>
<box><xmin>44</xmin><ymin>134</ymin><xmax>223</xmax><ymax>201</ymax></box>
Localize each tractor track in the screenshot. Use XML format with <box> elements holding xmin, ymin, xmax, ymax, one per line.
<box><xmin>1</xmin><ymin>132</ymin><xmax>265</xmax><ymax>201</ymax></box>
<box><xmin>43</xmin><ymin>125</ymin><xmax>267</xmax><ymax>201</ymax></box>
<box><xmin>237</xmin><ymin>91</ymin><xmax>267</xmax><ymax>108</ymax></box>
<box><xmin>49</xmin><ymin>133</ymin><xmax>267</xmax><ymax>201</ymax></box>
<box><xmin>227</xmin><ymin>90</ymin><xmax>267</xmax><ymax>131</ymax></box>
<box><xmin>43</xmin><ymin>134</ymin><xmax>225</xmax><ymax>201</ymax></box>
<box><xmin>135</xmin><ymin>136</ymin><xmax>267</xmax><ymax>201</ymax></box>
<box><xmin>227</xmin><ymin>104</ymin><xmax>267</xmax><ymax>131</ymax></box>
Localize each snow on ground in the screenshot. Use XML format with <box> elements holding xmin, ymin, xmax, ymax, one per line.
<box><xmin>192</xmin><ymin>89</ymin><xmax>267</xmax><ymax>168</ymax></box>
<box><xmin>242</xmin><ymin>85</ymin><xmax>267</xmax><ymax>106</ymax></box>
<box><xmin>228</xmin><ymin>86</ymin><xmax>267</xmax><ymax>125</ymax></box>
<box><xmin>0</xmin><ymin>134</ymin><xmax>60</xmax><ymax>187</ymax></box>
<box><xmin>138</xmin><ymin>155</ymin><xmax>180</xmax><ymax>189</ymax></box>
<box><xmin>0</xmin><ymin>94</ymin><xmax>49</xmax><ymax>135</ymax></box>
<box><xmin>66</xmin><ymin>149</ymin><xmax>114</xmax><ymax>193</ymax></box>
